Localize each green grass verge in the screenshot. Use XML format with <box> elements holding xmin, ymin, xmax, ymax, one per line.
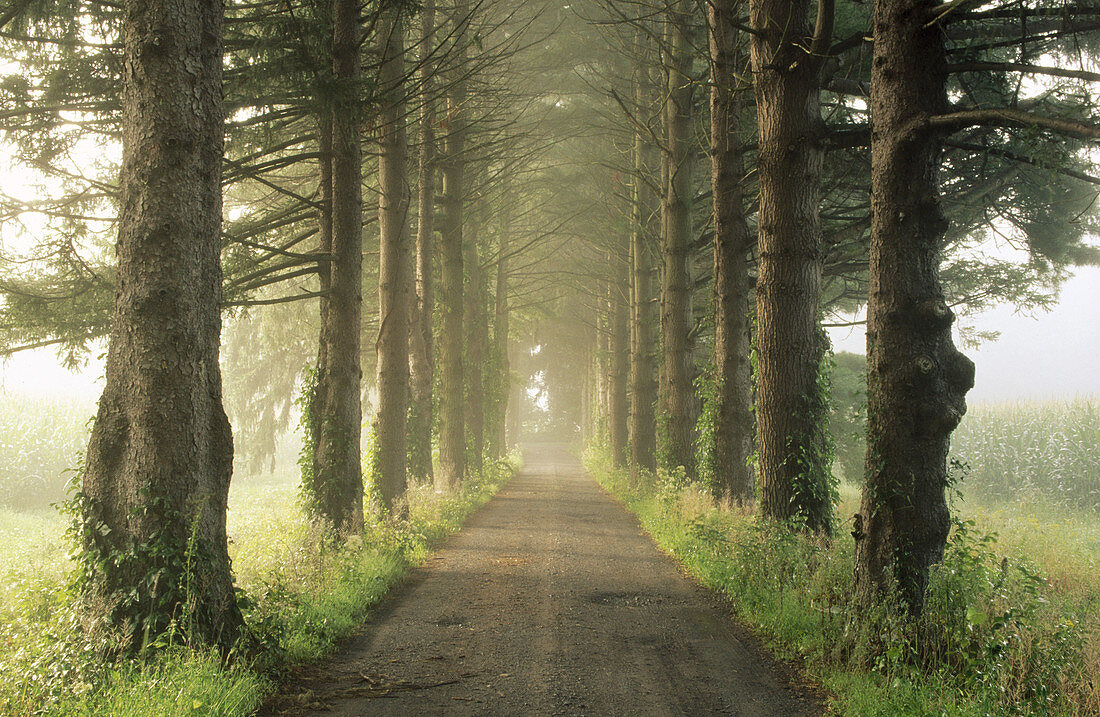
<box><xmin>0</xmin><ymin>457</ymin><xmax>518</xmax><ymax>716</ymax></box>
<box><xmin>584</xmin><ymin>447</ymin><xmax>1098</xmax><ymax>717</ymax></box>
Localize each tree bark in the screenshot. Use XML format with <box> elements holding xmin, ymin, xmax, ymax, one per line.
<box><xmin>307</xmin><ymin>99</ymin><xmax>333</xmax><ymax>501</ymax></box>
<box><xmin>464</xmin><ymin>211</ymin><xmax>486</xmax><ymax>474</ymax></box>
<box><xmin>609</xmin><ymin>244</ymin><xmax>630</xmax><ymax>467</ymax></box>
<box><xmin>438</xmin><ymin>0</ymin><xmax>468</xmax><ymax>490</ymax></box>
<box><xmin>709</xmin><ymin>0</ymin><xmax>755</xmax><ymax>504</ymax></box>
<box><xmin>490</xmin><ymin>195</ymin><xmax>511</xmax><ymax>459</ymax></box>
<box><xmin>407</xmin><ymin>0</ymin><xmax>436</xmax><ymax>484</ymax></box>
<box><xmin>312</xmin><ymin>0</ymin><xmax>364</xmax><ymax>535</ymax></box>
<box><xmin>81</xmin><ymin>0</ymin><xmax>242</xmax><ymax>651</ymax></box>
<box><xmin>658</xmin><ymin>0</ymin><xmax>696</xmax><ymax>478</ymax></box>
<box><xmin>630</xmin><ymin>33</ymin><xmax>658</xmax><ymax>479</ymax></box>
<box><xmin>596</xmin><ymin>278</ymin><xmax>610</xmax><ymax>441</ymax></box>
<box><xmin>373</xmin><ymin>6</ymin><xmax>411</xmax><ymax>513</ymax></box>
<box><xmin>854</xmin><ymin>0</ymin><xmax>975</xmax><ymax>614</ymax></box>
<box><xmin>749</xmin><ymin>0</ymin><xmax>833</xmax><ymax>531</ymax></box>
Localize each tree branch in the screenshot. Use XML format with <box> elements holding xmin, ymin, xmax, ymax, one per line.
<box><xmin>928</xmin><ymin>108</ymin><xmax>1100</xmax><ymax>141</ymax></box>
<box><xmin>810</xmin><ymin>0</ymin><xmax>835</xmax><ymax>60</ymax></box>
<box><xmin>947</xmin><ymin>62</ymin><xmax>1100</xmax><ymax>84</ymax></box>
<box><xmin>945</xmin><ymin>139</ymin><xmax>1100</xmax><ymax>187</ymax></box>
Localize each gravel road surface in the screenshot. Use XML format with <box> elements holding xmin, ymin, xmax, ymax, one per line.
<box><xmin>261</xmin><ymin>443</ymin><xmax>822</xmax><ymax>716</ymax></box>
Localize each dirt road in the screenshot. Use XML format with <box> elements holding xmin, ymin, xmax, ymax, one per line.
<box><xmin>263</xmin><ymin>443</ymin><xmax>822</xmax><ymax>716</ymax></box>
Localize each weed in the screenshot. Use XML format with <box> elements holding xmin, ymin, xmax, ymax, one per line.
<box><xmin>0</xmin><ymin>445</ymin><xmax>518</xmax><ymax>716</ymax></box>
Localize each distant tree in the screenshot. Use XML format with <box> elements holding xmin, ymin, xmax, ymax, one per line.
<box><xmin>408</xmin><ymin>0</ymin><xmax>438</xmax><ymax>484</ymax></box>
<box><xmin>629</xmin><ymin>28</ymin><xmax>659</xmax><ymax>479</ymax></box>
<box><xmin>608</xmin><ymin>236</ymin><xmax>631</xmax><ymax>467</ymax></box>
<box><xmin>438</xmin><ymin>0</ymin><xmax>469</xmax><ymax>490</ymax></box>
<box><xmin>80</xmin><ymin>0</ymin><xmax>243</xmax><ymax>651</ymax></box>
<box><xmin>308</xmin><ymin>0</ymin><xmax>365</xmax><ymax>535</ymax></box>
<box><xmin>749</xmin><ymin>0</ymin><xmax>836</xmax><ymax>532</ymax></box>
<box><xmin>707</xmin><ymin>0</ymin><xmax>755</xmax><ymax>503</ymax></box>
<box><xmin>658</xmin><ymin>0</ymin><xmax>698</xmax><ymax>478</ymax></box>
<box><xmin>488</xmin><ymin>181</ymin><xmax>513</xmax><ymax>459</ymax></box>
<box><xmin>464</xmin><ymin>197</ymin><xmax>487</xmax><ymax>474</ymax></box>
<box><xmin>372</xmin><ymin>3</ymin><xmax>412</xmax><ymax>513</ymax></box>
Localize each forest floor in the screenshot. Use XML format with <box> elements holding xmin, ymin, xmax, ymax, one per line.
<box><xmin>259</xmin><ymin>443</ymin><xmax>822</xmax><ymax>716</ymax></box>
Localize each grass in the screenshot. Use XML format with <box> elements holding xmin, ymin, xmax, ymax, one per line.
<box><xmin>586</xmin><ymin>445</ymin><xmax>1100</xmax><ymax>716</ymax></box>
<box><xmin>0</xmin><ymin>454</ymin><xmax>518</xmax><ymax>715</ymax></box>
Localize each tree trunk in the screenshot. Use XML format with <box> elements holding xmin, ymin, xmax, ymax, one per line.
<box><xmin>490</xmin><ymin>197</ymin><xmax>511</xmax><ymax>459</ymax></box>
<box><xmin>437</xmin><ymin>0</ymin><xmax>468</xmax><ymax>490</ymax></box>
<box><xmin>630</xmin><ymin>34</ymin><xmax>658</xmax><ymax>478</ymax></box>
<box><xmin>81</xmin><ymin>0</ymin><xmax>242</xmax><ymax>651</ymax></box>
<box><xmin>307</xmin><ymin>99</ymin><xmax>333</xmax><ymax>500</ymax></box>
<box><xmin>407</xmin><ymin>0</ymin><xmax>436</xmax><ymax>484</ymax></box>
<box><xmin>596</xmin><ymin>279</ymin><xmax>610</xmax><ymax>442</ymax></box>
<box><xmin>659</xmin><ymin>0</ymin><xmax>696</xmax><ymax>478</ymax></box>
<box><xmin>311</xmin><ymin>0</ymin><xmax>364</xmax><ymax>535</ymax></box>
<box><xmin>373</xmin><ymin>7</ymin><xmax>411</xmax><ymax>513</ymax></box>
<box><xmin>854</xmin><ymin>0</ymin><xmax>975</xmax><ymax>614</ymax></box>
<box><xmin>709</xmin><ymin>0</ymin><xmax>754</xmax><ymax>504</ymax></box>
<box><xmin>609</xmin><ymin>244</ymin><xmax>630</xmax><ymax>467</ymax></box>
<box><xmin>507</xmin><ymin>339</ymin><xmax>523</xmax><ymax>449</ymax></box>
<box><xmin>749</xmin><ymin>0</ymin><xmax>833</xmax><ymax>531</ymax></box>
<box><xmin>464</xmin><ymin>212</ymin><xmax>486</xmax><ymax>474</ymax></box>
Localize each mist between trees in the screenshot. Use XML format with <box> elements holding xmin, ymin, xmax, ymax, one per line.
<box><xmin>0</xmin><ymin>0</ymin><xmax>1098</xmax><ymax>712</ymax></box>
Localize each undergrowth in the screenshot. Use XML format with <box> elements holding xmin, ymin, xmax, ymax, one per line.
<box><xmin>585</xmin><ymin>446</ymin><xmax>1099</xmax><ymax>716</ymax></box>
<box><xmin>0</xmin><ymin>456</ymin><xmax>518</xmax><ymax>716</ymax></box>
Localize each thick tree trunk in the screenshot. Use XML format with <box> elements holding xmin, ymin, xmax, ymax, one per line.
<box><xmin>749</xmin><ymin>0</ymin><xmax>832</xmax><ymax>531</ymax></box>
<box><xmin>464</xmin><ymin>213</ymin><xmax>486</xmax><ymax>474</ymax></box>
<box><xmin>81</xmin><ymin>0</ymin><xmax>242</xmax><ymax>651</ymax></box>
<box><xmin>709</xmin><ymin>0</ymin><xmax>754</xmax><ymax>504</ymax></box>
<box><xmin>312</xmin><ymin>0</ymin><xmax>364</xmax><ymax>535</ymax></box>
<box><xmin>438</xmin><ymin>0</ymin><xmax>468</xmax><ymax>490</ymax></box>
<box><xmin>407</xmin><ymin>0</ymin><xmax>436</xmax><ymax>484</ymax></box>
<box><xmin>630</xmin><ymin>36</ymin><xmax>658</xmax><ymax>478</ymax></box>
<box><xmin>854</xmin><ymin>0</ymin><xmax>975</xmax><ymax>614</ymax></box>
<box><xmin>609</xmin><ymin>245</ymin><xmax>630</xmax><ymax>467</ymax></box>
<box><xmin>659</xmin><ymin>0</ymin><xmax>696</xmax><ymax>478</ymax></box>
<box><xmin>373</xmin><ymin>8</ymin><xmax>411</xmax><ymax>512</ymax></box>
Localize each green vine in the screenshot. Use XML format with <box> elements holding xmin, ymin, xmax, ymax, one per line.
<box><xmin>784</xmin><ymin>335</ymin><xmax>839</xmax><ymax>533</ymax></box>
<box><xmin>296</xmin><ymin>365</ymin><xmax>320</xmax><ymax>517</ymax></box>
<box><xmin>69</xmin><ymin>480</ymin><xmax>224</xmax><ymax>655</ymax></box>
<box><xmin>693</xmin><ymin>364</ymin><xmax>720</xmax><ymax>496</ymax></box>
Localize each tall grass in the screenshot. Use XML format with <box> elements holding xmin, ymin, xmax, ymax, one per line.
<box><xmin>950</xmin><ymin>399</ymin><xmax>1100</xmax><ymax>509</ymax></box>
<box><xmin>0</xmin><ymin>449</ymin><xmax>518</xmax><ymax>715</ymax></box>
<box><xmin>0</xmin><ymin>392</ymin><xmax>92</xmax><ymax>510</ymax></box>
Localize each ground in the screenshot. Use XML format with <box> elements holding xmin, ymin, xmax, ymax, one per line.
<box><xmin>261</xmin><ymin>443</ymin><xmax>822</xmax><ymax>716</ymax></box>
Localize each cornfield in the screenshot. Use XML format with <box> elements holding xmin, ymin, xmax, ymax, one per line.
<box><xmin>0</xmin><ymin>393</ymin><xmax>93</xmax><ymax>509</ymax></box>
<box><xmin>950</xmin><ymin>398</ymin><xmax>1100</xmax><ymax>509</ymax></box>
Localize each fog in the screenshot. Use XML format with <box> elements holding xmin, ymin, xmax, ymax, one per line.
<box><xmin>2</xmin><ymin>263</ymin><xmax>1096</xmax><ymax>407</ymax></box>
<box><xmin>827</xmin><ymin>263</ymin><xmax>1100</xmax><ymax>404</ymax></box>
